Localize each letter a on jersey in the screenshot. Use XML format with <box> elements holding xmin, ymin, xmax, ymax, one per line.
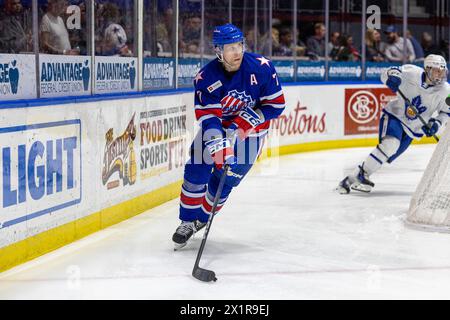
<box><xmin>250</xmin><ymin>74</ymin><xmax>258</xmax><ymax>85</ymax></box>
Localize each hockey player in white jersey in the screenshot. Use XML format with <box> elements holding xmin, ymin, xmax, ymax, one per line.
<box><xmin>337</xmin><ymin>54</ymin><xmax>450</xmax><ymax>194</ymax></box>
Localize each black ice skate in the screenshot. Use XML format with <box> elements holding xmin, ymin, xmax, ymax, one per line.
<box><xmin>172</xmin><ymin>220</ymin><xmax>206</xmax><ymax>250</ymax></box>
<box><xmin>336</xmin><ymin>176</ymin><xmax>352</xmax><ymax>194</ymax></box>
<box><xmin>351</xmin><ymin>165</ymin><xmax>375</xmax><ymax>193</ymax></box>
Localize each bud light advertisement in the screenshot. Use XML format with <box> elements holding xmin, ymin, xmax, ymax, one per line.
<box><xmin>0</xmin><ymin>120</ymin><xmax>82</xmax><ymax>230</ymax></box>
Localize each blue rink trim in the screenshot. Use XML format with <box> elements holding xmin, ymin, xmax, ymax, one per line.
<box><xmin>2</xmin><ymin>199</ymin><xmax>82</xmax><ymax>228</ymax></box>
<box><xmin>0</xmin><ymin>88</ymin><xmax>194</xmax><ymax>110</ymax></box>
<box><xmin>0</xmin><ymin>81</ymin><xmax>384</xmax><ymax>110</ymax></box>
<box><xmin>281</xmin><ymin>80</ymin><xmax>383</xmax><ymax>86</ymax></box>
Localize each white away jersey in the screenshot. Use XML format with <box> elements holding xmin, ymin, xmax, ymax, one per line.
<box><xmin>381</xmin><ymin>64</ymin><xmax>450</xmax><ymax>139</ymax></box>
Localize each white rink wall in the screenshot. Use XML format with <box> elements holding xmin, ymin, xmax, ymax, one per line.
<box><xmin>0</xmin><ymin>82</ymin><xmax>403</xmax><ymax>270</ymax></box>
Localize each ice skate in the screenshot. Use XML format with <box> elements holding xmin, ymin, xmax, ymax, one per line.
<box><xmin>172</xmin><ymin>220</ymin><xmax>206</xmax><ymax>250</ymax></box>
<box><xmin>336</xmin><ymin>176</ymin><xmax>352</xmax><ymax>194</ymax></box>
<box><xmin>350</xmin><ymin>165</ymin><xmax>375</xmax><ymax>193</ymax></box>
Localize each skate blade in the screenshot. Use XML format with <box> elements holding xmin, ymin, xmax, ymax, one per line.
<box><xmin>173</xmin><ymin>242</ymin><xmax>187</xmax><ymax>251</ymax></box>
<box><xmin>351</xmin><ymin>184</ymin><xmax>372</xmax><ymax>193</ymax></box>
<box><xmin>335</xmin><ymin>185</ymin><xmax>350</xmax><ymax>194</ymax></box>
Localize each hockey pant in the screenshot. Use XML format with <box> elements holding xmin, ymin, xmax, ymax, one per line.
<box><xmin>179</xmin><ymin>130</ymin><xmax>267</xmax><ymax>223</ymax></box>
<box><xmin>362</xmin><ymin>113</ymin><xmax>413</xmax><ymax>176</ymax></box>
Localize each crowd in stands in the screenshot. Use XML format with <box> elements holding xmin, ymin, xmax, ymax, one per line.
<box><xmin>264</xmin><ymin>21</ymin><xmax>449</xmax><ymax>63</ymax></box>
<box><xmin>0</xmin><ymin>0</ymin><xmax>134</xmax><ymax>56</ymax></box>
<box><xmin>0</xmin><ymin>0</ymin><xmax>32</xmax><ymax>53</ymax></box>
<box><xmin>0</xmin><ymin>0</ymin><xmax>448</xmax><ymax>63</ymax></box>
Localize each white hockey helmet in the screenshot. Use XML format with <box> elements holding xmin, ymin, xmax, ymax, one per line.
<box><xmin>424</xmin><ymin>54</ymin><xmax>448</xmax><ymax>85</ymax></box>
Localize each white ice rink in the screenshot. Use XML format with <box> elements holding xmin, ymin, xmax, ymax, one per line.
<box><xmin>1</xmin><ymin>144</ymin><xmax>450</xmax><ymax>300</ymax></box>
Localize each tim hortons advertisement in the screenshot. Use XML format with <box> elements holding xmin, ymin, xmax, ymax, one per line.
<box><xmin>102</xmin><ymin>114</ymin><xmax>137</xmax><ymax>190</ymax></box>
<box><xmin>270</xmin><ymin>100</ymin><xmax>327</xmax><ymax>137</ymax></box>
<box><xmin>139</xmin><ymin>105</ymin><xmax>187</xmax><ymax>181</ymax></box>
<box><xmin>344</xmin><ymin>88</ymin><xmax>396</xmax><ymax>135</ymax></box>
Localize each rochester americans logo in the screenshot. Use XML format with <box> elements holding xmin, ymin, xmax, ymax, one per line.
<box><xmin>102</xmin><ymin>114</ymin><xmax>137</xmax><ymax>190</ymax></box>
<box><xmin>221</xmin><ymin>90</ymin><xmax>255</xmax><ymax>115</ymax></box>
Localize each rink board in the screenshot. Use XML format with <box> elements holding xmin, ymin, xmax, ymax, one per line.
<box><xmin>0</xmin><ymin>83</ymin><xmax>439</xmax><ymax>273</ymax></box>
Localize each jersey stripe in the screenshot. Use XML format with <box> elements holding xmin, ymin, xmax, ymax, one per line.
<box><xmin>260</xmin><ymin>94</ymin><xmax>285</xmax><ymax>105</ymax></box>
<box><xmin>195</xmin><ymin>108</ymin><xmax>221</xmax><ymax>119</ymax></box>
<box><xmin>260</xmin><ymin>90</ymin><xmax>283</xmax><ymax>101</ymax></box>
<box><xmin>195</xmin><ymin>103</ymin><xmax>222</xmax><ymax>110</ymax></box>
<box><xmin>197</xmin><ymin>114</ymin><xmax>220</xmax><ymax>123</ymax></box>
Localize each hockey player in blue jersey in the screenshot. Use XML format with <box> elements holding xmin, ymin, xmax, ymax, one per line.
<box><xmin>172</xmin><ymin>23</ymin><xmax>285</xmax><ymax>248</ymax></box>
<box><xmin>337</xmin><ymin>54</ymin><xmax>450</xmax><ymax>194</ymax></box>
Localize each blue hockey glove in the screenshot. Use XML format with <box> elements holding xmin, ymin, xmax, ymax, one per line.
<box><xmin>386</xmin><ymin>68</ymin><xmax>402</xmax><ymax>93</ymax></box>
<box><xmin>422</xmin><ymin>118</ymin><xmax>440</xmax><ymax>137</ymax></box>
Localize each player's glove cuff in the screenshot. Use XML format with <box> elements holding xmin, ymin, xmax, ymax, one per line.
<box><xmin>385</xmin><ymin>68</ymin><xmax>402</xmax><ymax>93</ymax></box>
<box><xmin>231</xmin><ymin>108</ymin><xmax>263</xmax><ymax>140</ymax></box>
<box><xmin>205</xmin><ymin>137</ymin><xmax>235</xmax><ymax>170</ymax></box>
<box><xmin>422</xmin><ymin>118</ymin><xmax>440</xmax><ymax>137</ymax></box>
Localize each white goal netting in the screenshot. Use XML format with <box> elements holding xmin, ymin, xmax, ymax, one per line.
<box><xmin>407</xmin><ymin>124</ymin><xmax>450</xmax><ymax>231</ymax></box>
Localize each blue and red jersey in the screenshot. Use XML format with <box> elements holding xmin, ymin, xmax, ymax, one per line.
<box><xmin>193</xmin><ymin>52</ymin><xmax>285</xmax><ymax>135</ymax></box>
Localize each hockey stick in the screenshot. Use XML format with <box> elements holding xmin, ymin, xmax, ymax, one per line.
<box><xmin>192</xmin><ymin>164</ymin><xmax>230</xmax><ymax>282</ymax></box>
<box><xmin>397</xmin><ymin>89</ymin><xmax>440</xmax><ymax>142</ymax></box>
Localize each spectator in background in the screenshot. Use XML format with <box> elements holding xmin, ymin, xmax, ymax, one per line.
<box><xmin>421</xmin><ymin>32</ymin><xmax>444</xmax><ymax>58</ymax></box>
<box><xmin>104</xmin><ymin>23</ymin><xmax>132</xmax><ymax>56</ymax></box>
<box><xmin>244</xmin><ymin>28</ymin><xmax>257</xmax><ymax>52</ymax></box>
<box><xmin>365</xmin><ymin>29</ymin><xmax>385</xmax><ymax>62</ymax></box>
<box><xmin>67</xmin><ymin>1</ymin><xmax>87</xmax><ymax>55</ymax></box>
<box><xmin>0</xmin><ymin>0</ymin><xmax>32</xmax><ymax>53</ymax></box>
<box><xmin>156</xmin><ymin>7</ymin><xmax>174</xmax><ymax>54</ymax></box>
<box><xmin>306</xmin><ymin>23</ymin><xmax>326</xmax><ymax>60</ymax></box>
<box><xmin>328</xmin><ymin>31</ymin><xmax>340</xmax><ymax>59</ymax></box>
<box><xmin>406</xmin><ymin>30</ymin><xmax>424</xmax><ymax>61</ymax></box>
<box><xmin>182</xmin><ymin>15</ymin><xmax>201</xmax><ymax>54</ymax></box>
<box><xmin>143</xmin><ymin>15</ymin><xmax>154</xmax><ymax>56</ymax></box>
<box><xmin>296</xmin><ymin>29</ymin><xmax>307</xmax><ymax>57</ymax></box>
<box><xmin>100</xmin><ymin>2</ymin><xmax>132</xmax><ymax>56</ymax></box>
<box><xmin>438</xmin><ymin>39</ymin><xmax>449</xmax><ymax>61</ymax></box>
<box><xmin>273</xmin><ymin>27</ymin><xmax>305</xmax><ymax>57</ymax></box>
<box><xmin>383</xmin><ymin>25</ymin><xmax>415</xmax><ymax>63</ymax></box>
<box><xmin>40</xmin><ymin>0</ymin><xmax>79</xmax><ymax>55</ymax></box>
<box><xmin>260</xmin><ymin>27</ymin><xmax>280</xmax><ymax>57</ymax></box>
<box><xmin>334</xmin><ymin>34</ymin><xmax>360</xmax><ymax>61</ymax></box>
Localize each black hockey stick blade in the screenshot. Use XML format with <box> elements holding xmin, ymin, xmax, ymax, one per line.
<box><xmin>192</xmin><ymin>267</ymin><xmax>217</xmax><ymax>282</ymax></box>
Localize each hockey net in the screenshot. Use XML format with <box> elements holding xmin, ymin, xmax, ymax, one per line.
<box><xmin>407</xmin><ymin>124</ymin><xmax>450</xmax><ymax>231</ymax></box>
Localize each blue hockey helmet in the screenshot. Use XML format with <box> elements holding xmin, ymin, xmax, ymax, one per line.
<box><xmin>212</xmin><ymin>23</ymin><xmax>244</xmax><ymax>47</ymax></box>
